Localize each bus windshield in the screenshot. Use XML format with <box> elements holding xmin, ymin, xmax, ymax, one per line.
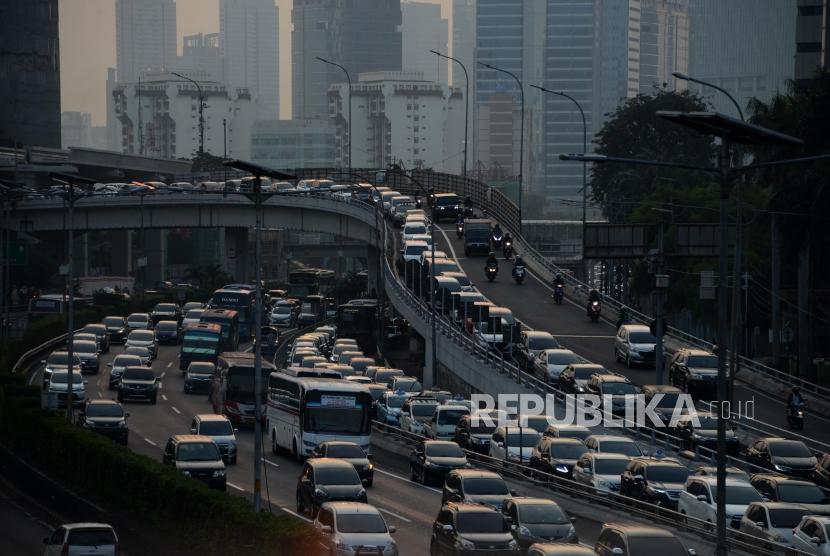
<box><xmin>182</xmin><ymin>330</ymin><xmax>220</xmax><ymax>354</ymax></box>
<box><xmin>303</xmin><ymin>391</ymin><xmax>371</xmax><ymax>435</ymax></box>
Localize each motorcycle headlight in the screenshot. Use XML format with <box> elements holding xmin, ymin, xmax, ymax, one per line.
<box><xmin>212</xmin><ymin>469</ymin><xmax>225</xmax><ymax>478</ymax></box>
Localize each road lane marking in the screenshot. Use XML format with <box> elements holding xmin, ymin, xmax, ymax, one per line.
<box><xmin>143</xmin><ymin>438</ymin><xmax>157</xmax><ymax>447</ymax></box>
<box><xmin>161</xmin><ymin>371</ymin><xmax>166</xmax><ymax>378</ymax></box>
<box><xmin>262</xmin><ymin>458</ymin><xmax>280</xmax><ymax>469</ymax></box>
<box><xmin>280</xmin><ymin>507</ymin><xmax>311</xmax><ymax>522</ymax></box>
<box><xmin>157</xmin><ymin>382</ymin><xmax>162</xmax><ymax>389</ymax></box>
<box><xmin>554</xmin><ymin>334</ymin><xmax>616</xmax><ymax>339</ymax></box>
<box><xmin>378</xmin><ymin>507</ymin><xmax>412</xmax><ymax>523</ymax></box>
<box><xmin>171</xmin><ymin>406</ymin><xmax>181</xmax><ymax>415</ymax></box>
<box><xmin>166</xmin><ymin>362</ymin><xmax>172</xmax><ymax>368</ymax></box>
<box><xmin>97</xmin><ymin>392</ymin><xmax>103</xmax><ymax>398</ymax></box>
<box><xmin>162</xmin><ymin>394</ymin><xmax>168</xmax><ymax>401</ymax></box>
<box><xmin>374</xmin><ymin>467</ymin><xmax>441</xmax><ymax>494</ymax></box>
<box><xmin>227</xmin><ymin>482</ymin><xmax>245</xmax><ymax>492</ymax></box>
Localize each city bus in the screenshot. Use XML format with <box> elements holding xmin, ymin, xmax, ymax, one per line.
<box><xmin>215</xmin><ymin>352</ymin><xmax>276</xmax><ymax>427</ymax></box>
<box><xmin>267</xmin><ymin>374</ymin><xmax>372</xmax><ymax>457</ymax></box>
<box><xmin>207</xmin><ymin>288</ymin><xmax>254</xmax><ymax>340</ymax></box>
<box><xmin>336</xmin><ymin>300</ymin><xmax>378</xmax><ymax>356</ymax></box>
<box><xmin>27</xmin><ymin>294</ymin><xmax>93</xmax><ymax>320</ymax></box>
<box><xmin>199</xmin><ymin>308</ymin><xmax>240</xmax><ymax>352</ymax></box>
<box><xmin>178</xmin><ymin>322</ymin><xmax>222</xmax><ymax>370</ymax></box>
<box><xmin>287</xmin><ymin>269</ymin><xmax>335</xmax><ymax>300</ymax></box>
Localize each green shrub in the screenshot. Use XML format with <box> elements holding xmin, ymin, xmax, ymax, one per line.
<box><xmin>0</xmin><ymin>392</ymin><xmax>316</xmax><ymax>555</ymax></box>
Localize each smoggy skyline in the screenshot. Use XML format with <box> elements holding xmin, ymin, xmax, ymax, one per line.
<box><xmin>59</xmin><ymin>0</ymin><xmax>450</xmax><ymax>125</ymax></box>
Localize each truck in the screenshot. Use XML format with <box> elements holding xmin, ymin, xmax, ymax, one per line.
<box><xmin>463</xmin><ymin>219</ymin><xmax>492</xmax><ymax>256</ymax></box>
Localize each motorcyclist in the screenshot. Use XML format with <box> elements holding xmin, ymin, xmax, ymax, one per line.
<box><xmin>616</xmin><ymin>308</ymin><xmax>631</xmax><ymax>329</ymax></box>
<box><xmin>586</xmin><ymin>289</ymin><xmax>601</xmax><ymax>315</ymax></box>
<box><xmin>512</xmin><ymin>255</ymin><xmax>525</xmax><ymax>273</ymax></box>
<box><xmin>486</xmin><ymin>251</ymin><xmax>499</xmax><ymax>271</ymax></box>
<box><xmin>553</xmin><ymin>274</ymin><xmax>565</xmax><ymax>288</ymax></box>
<box><xmin>464</xmin><ymin>195</ymin><xmax>473</xmax><ymax>210</ymax></box>
<box><xmin>492</xmin><ymin>223</ymin><xmax>503</xmax><ymax>237</ymax></box>
<box><xmin>455</xmin><ymin>213</ymin><xmax>465</xmax><ymax>226</ymax></box>
<box><xmin>787</xmin><ymin>386</ymin><xmax>804</xmax><ymax>410</ymax></box>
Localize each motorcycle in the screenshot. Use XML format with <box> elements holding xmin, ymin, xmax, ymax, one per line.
<box><xmin>512</xmin><ymin>265</ymin><xmax>525</xmax><ymax>284</ymax></box>
<box><xmin>553</xmin><ymin>284</ymin><xmax>564</xmax><ymax>305</ymax></box>
<box><xmin>485</xmin><ymin>263</ymin><xmax>498</xmax><ymax>282</ymax></box>
<box><xmin>503</xmin><ymin>239</ymin><xmax>513</xmax><ymax>259</ymax></box>
<box><xmin>491</xmin><ymin>231</ymin><xmax>504</xmax><ymax>250</ymax></box>
<box><xmin>587</xmin><ymin>301</ymin><xmax>601</xmax><ymax>322</ymax></box>
<box><xmin>464</xmin><ymin>205</ymin><xmax>474</xmax><ymax>218</ymax></box>
<box><xmin>415</xmin><ymin>197</ymin><xmax>422</xmax><ymax>209</ymax></box>
<box><xmin>787</xmin><ymin>401</ymin><xmax>805</xmax><ymax>430</ymax></box>
<box><xmin>456</xmin><ymin>221</ymin><xmax>464</xmax><ymax>238</ymax></box>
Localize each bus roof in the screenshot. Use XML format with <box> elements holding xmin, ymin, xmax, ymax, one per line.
<box><xmin>212</xmin><ymin>288</ymin><xmax>252</xmax><ymax>296</ymax></box>
<box><xmin>182</xmin><ymin>322</ymin><xmax>222</xmax><ymax>333</ymax></box>
<box><xmin>201</xmin><ymin>308</ymin><xmax>239</xmax><ymax>318</ymax></box>
<box><xmin>268</xmin><ymin>373</ymin><xmax>370</xmax><ymax>393</ymax></box>
<box><xmin>219</xmin><ymin>352</ymin><xmax>276</xmax><ymax>369</ymax></box>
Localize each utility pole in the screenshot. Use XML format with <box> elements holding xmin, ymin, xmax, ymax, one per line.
<box><xmin>138</xmin><ymin>76</ymin><xmax>144</xmax><ymax>156</ymax></box>
<box><xmin>172</xmin><ymin>72</ymin><xmax>205</xmax><ymax>154</ymax></box>
<box><xmin>771</xmin><ymin>213</ymin><xmax>781</xmax><ymax>365</ymax></box>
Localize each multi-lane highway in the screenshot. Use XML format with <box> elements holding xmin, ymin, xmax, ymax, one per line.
<box><xmin>432</xmin><ymin>223</ymin><xmax>830</xmax><ymax>448</ymax></box>
<box><xmin>30</xmin><ymin>336</ymin><xmax>725</xmax><ymax>555</ymax></box>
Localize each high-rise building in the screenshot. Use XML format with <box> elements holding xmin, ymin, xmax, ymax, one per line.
<box><xmin>0</xmin><ymin>0</ymin><xmax>61</xmax><ymax>148</ymax></box>
<box><xmin>113</xmin><ymin>71</ymin><xmax>254</xmax><ymax>159</ymax></box>
<box><xmin>795</xmin><ymin>0</ymin><xmax>830</xmax><ymax>82</ymax></box>
<box><xmin>687</xmin><ymin>0</ymin><xmax>796</xmax><ymax>116</ymax></box>
<box><xmin>292</xmin><ymin>0</ymin><xmax>402</xmax><ymax>120</ymax></box>
<box><xmin>402</xmin><ymin>2</ymin><xmax>448</xmax><ymax>87</ymax></box>
<box><xmin>106</xmin><ymin>68</ymin><xmax>119</xmax><ymax>151</ymax></box>
<box><xmin>180</xmin><ymin>33</ymin><xmax>223</xmax><ymax>83</ymax></box>
<box><xmin>451</xmin><ymin>0</ymin><xmax>476</xmax><ymax>88</ymax></box>
<box><xmin>220</xmin><ymin>0</ymin><xmax>279</xmax><ymax>120</ymax></box>
<box><xmin>251</xmin><ymin>119</ymin><xmax>336</xmax><ymax>169</ymax></box>
<box><xmin>638</xmin><ymin>0</ymin><xmax>690</xmax><ymax>94</ymax></box>
<box><xmin>116</xmin><ymin>0</ymin><xmax>177</xmax><ymax>83</ymax></box>
<box><xmin>61</xmin><ymin>112</ymin><xmax>107</xmax><ymax>150</ymax></box>
<box><xmin>328</xmin><ymin>71</ymin><xmax>464</xmax><ymax>173</ymax></box>
<box><xmin>594</xmin><ymin>0</ymin><xmax>641</xmax><ymax>129</ymax></box>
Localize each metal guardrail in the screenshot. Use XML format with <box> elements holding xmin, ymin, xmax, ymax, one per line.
<box><xmin>371</xmin><ymin>420</ymin><xmax>808</xmax><ymax>556</ymax></box>
<box><xmin>11</xmin><ymin>331</ymin><xmax>72</xmax><ymax>376</ymax></box>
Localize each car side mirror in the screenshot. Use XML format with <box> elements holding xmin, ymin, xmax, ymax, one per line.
<box><xmin>634</xmin><ymin>474</ymin><xmax>644</xmax><ymax>481</ymax></box>
<box><xmin>190</xmin><ymin>428</ymin><xmax>197</xmax><ymax>434</ymax></box>
<box><xmin>696</xmin><ymin>495</ymin><xmax>708</xmax><ymax>502</ymax></box>
<box><xmin>510</xmin><ymin>524</ymin><xmax>517</xmax><ymax>531</ymax></box>
<box><xmin>155</xmin><ymin>377</ymin><xmax>161</xmax><ymax>382</ymax></box>
<box><xmin>125</xmin><ymin>412</ymin><xmax>130</xmax><ymax>417</ymax></box>
<box><xmin>755</xmin><ymin>522</ymin><xmax>766</xmax><ymax>529</ymax></box>
<box><xmin>583</xmin><ymin>468</ymin><xmax>592</xmax><ymax>475</ymax></box>
<box><xmin>442</xmin><ymin>524</ymin><xmax>453</xmax><ymax>532</ymax></box>
<box><xmin>612</xmin><ymin>549</ymin><xmax>624</xmax><ymax>556</ymax></box>
<box><xmin>83</xmin><ymin>380</ymin><xmax>89</xmax><ymax>385</ymax></box>
<box><xmin>388</xmin><ymin>525</ymin><xmax>397</xmax><ymax>534</ymax></box>
<box><xmin>497</xmin><ymin>441</ymin><xmax>504</xmax><ymax>448</ymax></box>
<box><xmin>320</xmin><ymin>525</ymin><xmax>332</xmax><ymax>534</ymax></box>
<box><xmin>688</xmin><ymin>550</ymin><xmax>696</xmax><ymax>556</ymax></box>
<box><xmin>40</xmin><ymin>360</ymin><xmax>46</xmax><ymax>365</ymax></box>
<box><xmin>510</xmin><ymin>490</ymin><xmax>518</xmax><ymax>496</ymax></box>
<box><xmin>107</xmin><ymin>363</ymin><xmax>113</xmax><ymax>367</ymax></box>
<box><xmin>570</xmin><ymin>517</ymin><xmax>577</xmax><ymax>523</ymax></box>
<box><xmin>811</xmin><ymin>536</ymin><xmax>823</xmax><ymax>545</ymax></box>
<box><xmin>233</xmin><ymin>428</ymin><xmax>239</xmax><ymax>434</ymax></box>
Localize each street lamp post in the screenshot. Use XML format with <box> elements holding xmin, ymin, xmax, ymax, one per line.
<box><xmin>479</xmin><ymin>62</ymin><xmax>524</xmax><ymax>235</ymax></box>
<box><xmin>50</xmin><ymin>172</ymin><xmax>95</xmax><ymax>422</ymax></box>
<box><xmin>673</xmin><ymin>71</ymin><xmax>746</xmax><ymax>404</ymax></box>
<box><xmin>560</xmin><ymin>112</ymin><xmax>808</xmax><ymax>556</ymax></box>
<box><xmin>531</xmin><ymin>85</ymin><xmax>588</xmax><ymax>273</ymax></box>
<box><xmin>317</xmin><ymin>58</ymin><xmax>352</xmax><ymax>174</ymax></box>
<box><xmin>172</xmin><ymin>72</ymin><xmax>205</xmax><ymax>155</ymax></box>
<box><xmin>223</xmin><ymin>160</ymin><xmax>296</xmax><ymax>513</ymax></box>
<box><xmin>431</xmin><ymin>50</ymin><xmax>469</xmax><ymax>178</ymax></box>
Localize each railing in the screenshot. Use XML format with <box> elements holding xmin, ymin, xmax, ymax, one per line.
<box><xmin>371</xmin><ymin>420</ymin><xmax>808</xmax><ymax>556</ymax></box>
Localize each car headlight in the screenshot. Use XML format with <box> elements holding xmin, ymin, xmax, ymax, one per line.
<box><xmin>566</xmin><ymin>526</ymin><xmax>577</xmax><ymax>541</ymax></box>
<box><xmin>83</xmin><ymin>420</ymin><xmax>95</xmax><ymax>428</ymax></box>
<box><xmin>212</xmin><ymin>469</ymin><xmax>225</xmax><ymax>478</ymax></box>
<box><xmin>358</xmin><ymin>488</ymin><xmax>366</xmax><ymax>498</ymax></box>
<box><xmin>774</xmin><ymin>464</ymin><xmax>791</xmax><ymax>472</ymax></box>
<box><xmin>649</xmin><ymin>487</ymin><xmax>666</xmax><ymax>494</ymax></box>
<box><xmin>368</xmin><ymin>463</ymin><xmax>374</xmax><ymax>470</ymax></box>
<box><xmin>226</xmin><ymin>405</ymin><xmax>240</xmax><ymax>414</ymax></box>
<box><xmin>576</xmin><ymin>386</ymin><xmax>586</xmax><ymax>393</ymax></box>
<box><xmin>459</xmin><ymin>539</ymin><xmax>475</xmax><ymax>550</ymax></box>
<box><xmin>314</xmin><ymin>488</ymin><xmax>326</xmax><ymax>497</ymax></box>
<box><xmin>423</xmin><ymin>459</ymin><xmax>432</xmax><ymax>468</ymax></box>
<box><xmin>508</xmin><ymin>539</ymin><xmax>518</xmax><ymax>550</ymax></box>
<box><xmin>118</xmin><ymin>420</ymin><xmax>127</xmax><ymax>428</ymax></box>
<box><xmin>517</xmin><ymin>525</ymin><xmax>533</xmax><ymax>537</ymax></box>
<box><xmin>182</xmin><ymin>470</ymin><xmax>191</xmax><ymax>476</ymax></box>
<box><xmin>555</xmin><ymin>464</ymin><xmax>569</xmax><ymax>473</ymax></box>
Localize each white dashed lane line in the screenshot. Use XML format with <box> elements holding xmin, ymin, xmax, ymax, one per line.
<box><xmin>171</xmin><ymin>406</ymin><xmax>181</xmax><ymax>415</ymax></box>
<box><xmin>378</xmin><ymin>507</ymin><xmax>412</xmax><ymax>523</ymax></box>
<box><xmin>262</xmin><ymin>459</ymin><xmax>280</xmax><ymax>469</ymax></box>
<box><xmin>227</xmin><ymin>482</ymin><xmax>245</xmax><ymax>492</ymax></box>
<box><xmin>166</xmin><ymin>362</ymin><xmax>172</xmax><ymax>368</ymax></box>
<box><xmin>143</xmin><ymin>438</ymin><xmax>157</xmax><ymax>447</ymax></box>
<box><xmin>162</xmin><ymin>394</ymin><xmax>168</xmax><ymax>401</ymax></box>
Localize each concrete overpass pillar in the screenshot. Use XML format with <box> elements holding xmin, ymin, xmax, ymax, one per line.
<box><xmin>145</xmin><ymin>229</ymin><xmax>166</xmax><ymax>286</ymax></box>
<box><xmin>111</xmin><ymin>230</ymin><xmax>132</xmax><ymax>276</ymax></box>
<box><xmin>420</xmin><ymin>334</ymin><xmax>434</xmax><ymax>389</ymax></box>
<box><xmin>224</xmin><ymin>228</ymin><xmax>249</xmax><ymax>283</ymax></box>
<box><xmin>72</xmin><ymin>232</ymin><xmax>89</xmax><ymax>277</ymax></box>
<box><xmin>367</xmin><ymin>246</ymin><xmax>380</xmax><ymax>297</ymax></box>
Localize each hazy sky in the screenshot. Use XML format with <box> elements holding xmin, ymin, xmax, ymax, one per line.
<box><xmin>59</xmin><ymin>0</ymin><xmax>450</xmax><ymax>126</ymax></box>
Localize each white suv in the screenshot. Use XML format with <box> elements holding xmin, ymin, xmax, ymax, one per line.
<box><xmin>43</xmin><ymin>523</ymin><xmax>118</xmax><ymax>556</ymax></box>
<box><xmin>677</xmin><ymin>476</ymin><xmax>763</xmax><ymax>529</ymax></box>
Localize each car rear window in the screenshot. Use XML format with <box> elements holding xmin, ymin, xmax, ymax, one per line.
<box><xmin>67</xmin><ymin>529</ymin><xmax>116</xmax><ymax>546</ymax></box>
<box><xmin>529</xmin><ymin>336</ymin><xmax>559</xmax><ymax>350</ymax></box>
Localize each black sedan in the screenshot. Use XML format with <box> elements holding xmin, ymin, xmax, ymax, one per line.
<box><xmin>79</xmin><ymin>399</ymin><xmax>129</xmax><ymax>445</ymax></box>
<box><xmin>530</xmin><ymin>437</ymin><xmax>588</xmax><ymax>480</ymax></box>
<box><xmin>410</xmin><ymin>440</ymin><xmax>470</xmax><ymax>485</ymax></box>
<box><xmin>309</xmin><ymin>441</ymin><xmax>374</xmax><ymax>487</ymax></box>
<box><xmin>154</xmin><ymin>320</ymin><xmax>180</xmax><ymax>345</ymax></box>
<box><xmin>296</xmin><ymin>458</ymin><xmax>367</xmax><ymax>517</ymax></box>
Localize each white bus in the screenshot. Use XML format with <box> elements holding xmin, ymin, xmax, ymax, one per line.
<box><xmin>267</xmin><ymin>374</ymin><xmax>372</xmax><ymax>457</ymax></box>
